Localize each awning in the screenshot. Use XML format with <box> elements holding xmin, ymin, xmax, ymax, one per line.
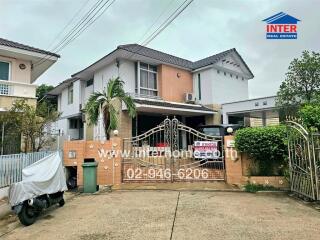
<box><xmin>132</xmin><ymin>99</ymin><xmax>216</xmax><ymax>116</ymax></box>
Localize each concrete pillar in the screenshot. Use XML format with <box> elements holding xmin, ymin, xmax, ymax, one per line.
<box><xmin>224</xmin><ymin>135</ymin><xmax>244</xmax><ymax>186</ymax></box>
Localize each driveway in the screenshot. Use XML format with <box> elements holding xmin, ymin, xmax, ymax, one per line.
<box><xmin>0</xmin><ymin>191</ymin><xmax>320</xmax><ymax>240</ymax></box>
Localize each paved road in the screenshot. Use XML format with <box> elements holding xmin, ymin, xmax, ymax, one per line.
<box><xmin>1</xmin><ymin>191</ymin><xmax>320</xmax><ymax>240</ymax></box>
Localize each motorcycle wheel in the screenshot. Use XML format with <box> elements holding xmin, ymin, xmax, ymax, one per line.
<box><xmin>18</xmin><ymin>204</ymin><xmax>37</xmax><ymax>226</ymax></box>
<box><xmin>58</xmin><ymin>198</ymin><xmax>65</xmax><ymax>207</ymax></box>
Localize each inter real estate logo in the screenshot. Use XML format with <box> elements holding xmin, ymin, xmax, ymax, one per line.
<box><xmin>262</xmin><ymin>12</ymin><xmax>300</xmax><ymax>39</ymax></box>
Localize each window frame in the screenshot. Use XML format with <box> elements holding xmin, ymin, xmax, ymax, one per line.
<box><xmin>198</xmin><ymin>73</ymin><xmax>201</xmax><ymax>100</ymax></box>
<box><xmin>138</xmin><ymin>62</ymin><xmax>158</xmax><ymax>96</ymax></box>
<box><xmin>0</xmin><ymin>60</ymin><xmax>11</xmax><ymax>81</ymax></box>
<box><xmin>68</xmin><ymin>83</ymin><xmax>74</xmax><ymax>105</ymax></box>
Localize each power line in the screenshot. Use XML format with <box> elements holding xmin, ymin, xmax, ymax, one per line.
<box><xmin>142</xmin><ymin>0</ymin><xmax>193</xmax><ymax>46</ymax></box>
<box><xmin>55</xmin><ymin>0</ymin><xmax>116</xmax><ymax>53</ymax></box>
<box><xmin>128</xmin><ymin>0</ymin><xmax>194</xmax><ymax>59</ymax></box>
<box><xmin>46</xmin><ymin>0</ymin><xmax>91</xmax><ymax>50</ymax></box>
<box><xmin>34</xmin><ymin>0</ymin><xmax>107</xmax><ymax>66</ymax></box>
<box><xmin>50</xmin><ymin>0</ymin><xmax>106</xmax><ymax>53</ymax></box>
<box><xmin>35</xmin><ymin>0</ymin><xmax>115</xmax><ymax>67</ymax></box>
<box><xmin>137</xmin><ymin>0</ymin><xmax>178</xmax><ymax>44</ymax></box>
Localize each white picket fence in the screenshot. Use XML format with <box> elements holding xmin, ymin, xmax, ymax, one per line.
<box><xmin>0</xmin><ymin>151</ymin><xmax>55</xmax><ymax>188</ymax></box>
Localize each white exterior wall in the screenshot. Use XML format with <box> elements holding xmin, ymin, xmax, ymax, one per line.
<box><xmin>93</xmin><ymin>59</ymin><xmax>135</xmax><ymax>93</ymax></box>
<box><xmin>92</xmin><ymin>59</ymin><xmax>136</xmax><ymax>139</ymax></box>
<box><xmin>211</xmin><ymin>69</ymin><xmax>248</xmax><ymax>104</ymax></box>
<box><xmin>59</xmin><ymin>80</ymin><xmax>81</xmax><ymax>118</ymax></box>
<box><xmin>195</xmin><ymin>67</ymin><xmax>249</xmax><ymax>105</ymax></box>
<box><xmin>56</xmin><ymin>79</ymin><xmax>83</xmax><ymax>140</ymax></box>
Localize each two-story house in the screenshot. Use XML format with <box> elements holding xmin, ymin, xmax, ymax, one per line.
<box><xmin>49</xmin><ymin>44</ymin><xmax>253</xmax><ymax>140</ymax></box>
<box><xmin>0</xmin><ymin>38</ymin><xmax>60</xmax><ymax>153</ymax></box>
<box><xmin>0</xmin><ymin>38</ymin><xmax>59</xmax><ymax>110</ymax></box>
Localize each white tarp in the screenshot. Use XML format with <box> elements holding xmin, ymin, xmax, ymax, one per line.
<box><xmin>9</xmin><ymin>152</ymin><xmax>67</xmax><ymax>206</ymax></box>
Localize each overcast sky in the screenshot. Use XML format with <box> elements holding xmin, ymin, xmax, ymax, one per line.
<box><xmin>1</xmin><ymin>0</ymin><xmax>319</xmax><ymax>98</ymax></box>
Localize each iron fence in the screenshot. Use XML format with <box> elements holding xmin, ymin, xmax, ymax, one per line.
<box><xmin>0</xmin><ymin>151</ymin><xmax>55</xmax><ymax>188</ymax></box>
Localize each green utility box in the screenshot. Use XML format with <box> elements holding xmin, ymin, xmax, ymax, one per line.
<box><xmin>82</xmin><ymin>161</ymin><xmax>98</xmax><ymax>193</ymax></box>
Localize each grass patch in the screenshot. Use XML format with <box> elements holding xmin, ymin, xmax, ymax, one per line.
<box><xmin>244</xmin><ymin>183</ymin><xmax>278</xmax><ymax>193</ymax></box>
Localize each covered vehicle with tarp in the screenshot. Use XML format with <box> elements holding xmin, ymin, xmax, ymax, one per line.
<box><xmin>9</xmin><ymin>152</ymin><xmax>67</xmax><ymax>225</ymax></box>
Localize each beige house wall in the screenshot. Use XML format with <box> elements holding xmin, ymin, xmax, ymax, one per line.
<box><xmin>0</xmin><ymin>55</ymin><xmax>32</xmax><ymax>84</ymax></box>
<box><xmin>205</xmin><ymin>104</ymin><xmax>222</xmax><ymax>125</ymax></box>
<box><xmin>0</xmin><ymin>95</ymin><xmax>36</xmax><ymax>110</ymax></box>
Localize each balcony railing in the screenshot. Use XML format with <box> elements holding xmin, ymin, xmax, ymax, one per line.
<box><xmin>0</xmin><ymin>80</ymin><xmax>36</xmax><ymax>98</ymax></box>
<box><xmin>128</xmin><ymin>92</ymin><xmax>162</xmax><ymax>100</ymax></box>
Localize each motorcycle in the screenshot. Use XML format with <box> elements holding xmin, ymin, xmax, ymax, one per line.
<box><xmin>9</xmin><ymin>152</ymin><xmax>68</xmax><ymax>226</ymax></box>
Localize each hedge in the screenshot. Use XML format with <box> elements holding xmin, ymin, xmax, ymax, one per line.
<box><xmin>234</xmin><ymin>125</ymin><xmax>288</xmax><ymax>176</ymax></box>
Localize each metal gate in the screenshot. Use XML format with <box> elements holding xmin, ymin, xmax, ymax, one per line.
<box><xmin>287</xmin><ymin>121</ymin><xmax>319</xmax><ymax>200</ymax></box>
<box><xmin>122</xmin><ymin>117</ymin><xmax>225</xmax><ymax>182</ymax></box>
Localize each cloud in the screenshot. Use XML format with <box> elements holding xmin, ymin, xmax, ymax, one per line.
<box><xmin>1</xmin><ymin>0</ymin><xmax>320</xmax><ymax>98</ymax></box>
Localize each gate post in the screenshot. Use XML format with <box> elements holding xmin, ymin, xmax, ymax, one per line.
<box><xmin>224</xmin><ymin>135</ymin><xmax>243</xmax><ymax>185</ymax></box>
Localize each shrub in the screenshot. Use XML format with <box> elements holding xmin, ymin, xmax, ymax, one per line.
<box><xmin>235</xmin><ymin>126</ymin><xmax>288</xmax><ymax>176</ymax></box>
<box><xmin>298</xmin><ymin>103</ymin><xmax>320</xmax><ymax>132</ymax></box>
<box><xmin>244</xmin><ymin>183</ymin><xmax>278</xmax><ymax>193</ymax></box>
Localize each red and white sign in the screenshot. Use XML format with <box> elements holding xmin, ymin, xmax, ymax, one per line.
<box><xmin>194</xmin><ymin>141</ymin><xmax>218</xmax><ymax>159</ymax></box>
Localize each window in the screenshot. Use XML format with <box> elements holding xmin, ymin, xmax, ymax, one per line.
<box><xmin>224</xmin><ymin>72</ymin><xmax>226</xmax><ymax>76</ymax></box>
<box><xmin>230</xmin><ymin>73</ymin><xmax>232</xmax><ymax>78</ymax></box>
<box><xmin>0</xmin><ymin>61</ymin><xmax>10</xmax><ymax>81</ymax></box>
<box><xmin>86</xmin><ymin>79</ymin><xmax>93</xmax><ymax>87</ymax></box>
<box><xmin>68</xmin><ymin>84</ymin><xmax>73</xmax><ymax>104</ymax></box>
<box><xmin>217</xmin><ymin>70</ymin><xmax>220</xmax><ymax>74</ymax></box>
<box><xmin>198</xmin><ymin>73</ymin><xmax>201</xmax><ymax>100</ymax></box>
<box><xmin>139</xmin><ymin>62</ymin><xmax>157</xmax><ymax>96</ymax></box>
<box><xmin>69</xmin><ymin>119</ymin><xmax>78</xmax><ymax>129</ymax></box>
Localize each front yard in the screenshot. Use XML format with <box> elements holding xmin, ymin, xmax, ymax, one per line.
<box><xmin>1</xmin><ymin>191</ymin><xmax>320</xmax><ymax>240</ymax></box>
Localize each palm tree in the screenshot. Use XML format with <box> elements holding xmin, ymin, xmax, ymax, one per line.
<box><xmin>85</xmin><ymin>77</ymin><xmax>136</xmax><ymax>139</ymax></box>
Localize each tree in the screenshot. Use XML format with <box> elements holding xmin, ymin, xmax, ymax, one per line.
<box><xmin>298</xmin><ymin>103</ymin><xmax>320</xmax><ymax>132</ymax></box>
<box><xmin>85</xmin><ymin>77</ymin><xmax>136</xmax><ymax>139</ymax></box>
<box><xmin>3</xmin><ymin>100</ymin><xmax>60</xmax><ymax>152</ymax></box>
<box><xmin>276</xmin><ymin>51</ymin><xmax>320</xmax><ymax>115</ymax></box>
<box><xmin>36</xmin><ymin>84</ymin><xmax>57</xmax><ymax>112</ymax></box>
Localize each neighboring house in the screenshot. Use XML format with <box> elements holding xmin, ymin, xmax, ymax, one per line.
<box><xmin>222</xmin><ymin>96</ymin><xmax>280</xmax><ymax>127</ymax></box>
<box><xmin>49</xmin><ymin>44</ymin><xmax>254</xmax><ymax>140</ymax></box>
<box><xmin>0</xmin><ymin>38</ymin><xmax>60</xmax><ymax>153</ymax></box>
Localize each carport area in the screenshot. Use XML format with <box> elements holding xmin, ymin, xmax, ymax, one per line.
<box><xmin>1</xmin><ymin>191</ymin><xmax>320</xmax><ymax>240</ymax></box>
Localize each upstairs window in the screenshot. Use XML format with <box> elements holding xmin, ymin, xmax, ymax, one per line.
<box><xmin>0</xmin><ymin>61</ymin><xmax>10</xmax><ymax>81</ymax></box>
<box><xmin>198</xmin><ymin>73</ymin><xmax>201</xmax><ymax>100</ymax></box>
<box><xmin>68</xmin><ymin>83</ymin><xmax>73</xmax><ymax>104</ymax></box>
<box><xmin>86</xmin><ymin>79</ymin><xmax>93</xmax><ymax>87</ymax></box>
<box><xmin>139</xmin><ymin>63</ymin><xmax>157</xmax><ymax>96</ymax></box>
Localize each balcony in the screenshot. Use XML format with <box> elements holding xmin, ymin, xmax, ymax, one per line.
<box><xmin>128</xmin><ymin>92</ymin><xmax>162</xmax><ymax>100</ymax></box>
<box><xmin>0</xmin><ymin>80</ymin><xmax>36</xmax><ymax>98</ymax></box>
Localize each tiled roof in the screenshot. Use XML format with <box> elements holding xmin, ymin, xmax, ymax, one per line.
<box><xmin>47</xmin><ymin>77</ymin><xmax>79</xmax><ymax>95</ymax></box>
<box><xmin>192</xmin><ymin>49</ymin><xmax>234</xmax><ymax>69</ymax></box>
<box><xmin>118</xmin><ymin>44</ymin><xmax>194</xmax><ymax>69</ymax></box>
<box><xmin>118</xmin><ymin>44</ymin><xmax>253</xmax><ymax>77</ymax></box>
<box><xmin>134</xmin><ymin>98</ymin><xmax>216</xmax><ymax>113</ymax></box>
<box><xmin>0</xmin><ymin>38</ymin><xmax>60</xmax><ymax>58</ymax></box>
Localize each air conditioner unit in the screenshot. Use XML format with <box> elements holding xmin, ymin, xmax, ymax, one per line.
<box><xmin>185</xmin><ymin>93</ymin><xmax>195</xmax><ymax>103</ymax></box>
